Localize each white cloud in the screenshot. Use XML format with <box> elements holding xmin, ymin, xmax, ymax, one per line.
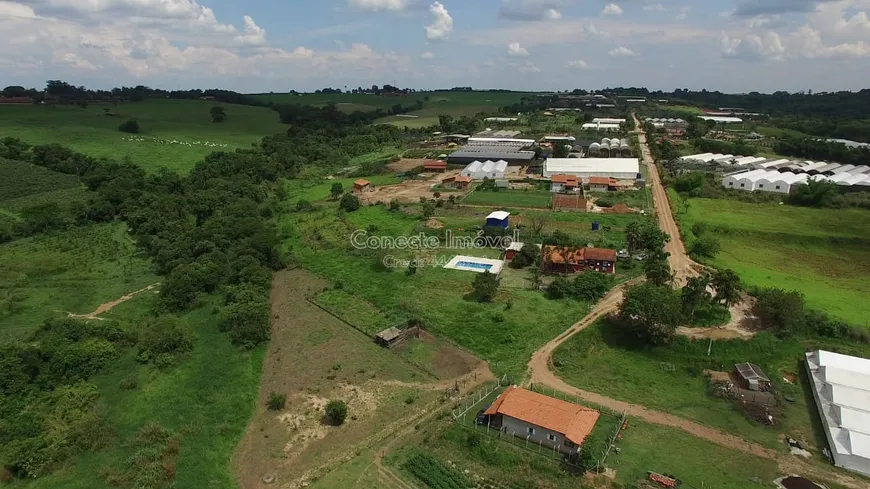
<box><xmin>643</xmin><ymin>3</ymin><xmax>666</xmax><ymax>12</ymax></box>
<box><xmin>507</xmin><ymin>41</ymin><xmax>529</xmax><ymax>56</ymax></box>
<box><xmin>601</xmin><ymin>3</ymin><xmax>623</xmax><ymax>16</ymax></box>
<box><xmin>512</xmin><ymin>60</ymin><xmax>540</xmax><ymax>73</ymax></box>
<box><xmin>233</xmin><ymin>15</ymin><xmax>266</xmax><ymax>46</ymax></box>
<box><xmin>347</xmin><ymin>0</ymin><xmax>409</xmax><ymax>11</ymax></box>
<box><xmin>420</xmin><ymin>51</ymin><xmax>435</xmax><ymax>59</ymax></box>
<box><xmin>425</xmin><ymin>1</ymin><xmax>452</xmax><ymax>41</ymax></box>
<box><xmin>676</xmin><ymin>7</ymin><xmax>690</xmax><ymax>20</ymax></box>
<box><xmin>499</xmin><ymin>0</ymin><xmax>564</xmax><ymax>21</ymax></box>
<box><xmin>543</xmin><ymin>8</ymin><xmax>561</xmax><ymax>20</ymax></box>
<box><xmin>567</xmin><ymin>59</ymin><xmax>589</xmax><ymax>69</ymax></box>
<box><xmin>608</xmin><ymin>46</ymin><xmax>636</xmax><ymax>56</ymax></box>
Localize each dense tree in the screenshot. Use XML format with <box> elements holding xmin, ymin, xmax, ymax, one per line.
<box><xmin>472</xmin><ymin>271</ymin><xmax>500</xmax><ymax>302</ymax></box>
<box><xmin>625</xmin><ymin>221</ymin><xmax>669</xmax><ymax>254</ymax></box>
<box><xmin>136</xmin><ymin>316</ymin><xmax>195</xmax><ymax>365</ymax></box>
<box><xmin>118</xmin><ymin>119</ymin><xmax>140</xmax><ymax>134</ymax></box>
<box><xmin>690</xmin><ymin>234</ymin><xmax>721</xmax><ymax>259</ymax></box>
<box><xmin>509</xmin><ymin>244</ymin><xmax>539</xmax><ymax>269</ymax></box>
<box><xmin>616</xmin><ymin>283</ymin><xmax>683</xmax><ymax>345</ymax></box>
<box><xmin>787</xmin><ymin>179</ymin><xmax>840</xmax><ymax>208</ymax></box>
<box><xmin>643</xmin><ymin>252</ymin><xmax>673</xmax><ymax>286</ymax></box>
<box><xmin>754</xmin><ymin>288</ymin><xmax>806</xmax><ymax>335</ymax></box>
<box><xmin>210</xmin><ymin>106</ymin><xmax>227</xmax><ymax>123</ymax></box>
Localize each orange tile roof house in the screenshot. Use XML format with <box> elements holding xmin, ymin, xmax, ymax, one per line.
<box><xmin>587</xmin><ymin>176</ymin><xmax>617</xmax><ymax>191</ymax></box>
<box><xmin>550</xmin><ymin>174</ymin><xmax>580</xmax><ymax>193</ymax></box>
<box><xmin>423</xmin><ymin>160</ymin><xmax>448</xmax><ymax>172</ymax></box>
<box><xmin>484</xmin><ymin>386</ymin><xmax>600</xmax><ymax>455</ymax></box>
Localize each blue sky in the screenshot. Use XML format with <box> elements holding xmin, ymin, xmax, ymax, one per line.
<box><xmin>1</xmin><ymin>0</ymin><xmax>870</xmax><ymax>93</ymax></box>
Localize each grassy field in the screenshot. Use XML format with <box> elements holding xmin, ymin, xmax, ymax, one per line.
<box><xmin>0</xmin><ymin>158</ymin><xmax>90</xmax><ymax>218</ymax></box>
<box><xmin>0</xmin><ymin>100</ymin><xmax>286</xmax><ymax>173</ymax></box>
<box><xmin>280</xmin><ymin>200</ymin><xmax>593</xmax><ymax>378</ymax></box>
<box><xmin>461</xmin><ymin>188</ymin><xmax>554</xmax><ymax>209</ymax></box>
<box><xmin>19</xmin><ymin>294</ymin><xmax>266</xmax><ymax>489</ymax></box>
<box><xmin>675</xmin><ymin>193</ymin><xmax>870</xmax><ymax>325</ymax></box>
<box><xmin>0</xmin><ymin>222</ymin><xmax>158</xmax><ymax>341</ymax></box>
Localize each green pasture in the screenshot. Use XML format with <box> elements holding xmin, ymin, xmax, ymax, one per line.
<box><xmin>677</xmin><ymin>195</ymin><xmax>870</xmax><ymax>325</ymax></box>
<box><xmin>0</xmin><ymin>100</ymin><xmax>286</xmax><ymax>173</ymax></box>
<box><xmin>0</xmin><ymin>222</ymin><xmax>158</xmax><ymax>341</ymax></box>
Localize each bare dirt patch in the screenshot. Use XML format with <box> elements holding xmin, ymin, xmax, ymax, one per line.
<box><xmin>66</xmin><ymin>282</ymin><xmax>160</xmax><ymax>320</ymax></box>
<box><xmin>425</xmin><ymin>218</ymin><xmax>444</xmax><ymax>229</ymax></box>
<box><xmin>387</xmin><ymin>158</ymin><xmax>428</xmax><ymax>172</ymax></box>
<box><xmin>360</xmin><ymin>171</ymin><xmax>463</xmax><ymax>205</ymax></box>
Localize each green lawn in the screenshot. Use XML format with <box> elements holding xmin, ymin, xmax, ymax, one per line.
<box><xmin>462</xmin><ymin>189</ymin><xmax>553</xmax><ymax>209</ymax></box>
<box><xmin>0</xmin><ymin>222</ymin><xmax>158</xmax><ymax>341</ymax></box>
<box><xmin>0</xmin><ymin>100</ymin><xmax>286</xmax><ymax>173</ymax></box>
<box><xmin>677</xmin><ymin>195</ymin><xmax>870</xmax><ymax>325</ymax></box>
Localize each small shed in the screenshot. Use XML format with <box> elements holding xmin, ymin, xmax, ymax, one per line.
<box><xmin>353</xmin><ymin>179</ymin><xmax>372</xmax><ymax>193</ymax></box>
<box><xmin>504</xmin><ymin>242</ymin><xmax>525</xmax><ymax>262</ymax></box>
<box><xmin>486</xmin><ymin>211</ymin><xmax>511</xmax><ymax>229</ymax></box>
<box><xmin>374</xmin><ymin>324</ymin><xmax>421</xmax><ymax>348</ymax></box>
<box><xmin>734</xmin><ymin>363</ymin><xmax>771</xmax><ymax>392</ymax></box>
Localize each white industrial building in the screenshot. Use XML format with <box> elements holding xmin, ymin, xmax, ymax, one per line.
<box><xmin>544</xmin><ymin>158</ymin><xmax>640</xmax><ymax>180</ymax></box>
<box><xmin>461</xmin><ymin>160</ymin><xmax>508</xmax><ymax>180</ymax></box>
<box><xmin>699</xmin><ymin>116</ymin><xmax>744</xmax><ymax>123</ymax></box>
<box><xmin>582</xmin><ymin>122</ymin><xmax>621</xmax><ymax>132</ymax></box>
<box><xmin>805</xmin><ymin>350</ymin><xmax>870</xmax><ymax>477</ymax></box>
<box><xmin>592</xmin><ymin>118</ymin><xmax>626</xmax><ymax>124</ymax></box>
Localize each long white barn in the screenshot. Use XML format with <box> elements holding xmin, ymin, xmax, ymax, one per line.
<box><xmin>544</xmin><ymin>158</ymin><xmax>639</xmax><ymax>180</ymax></box>
<box><xmin>805</xmin><ymin>350</ymin><xmax>870</xmax><ymax>477</ymax></box>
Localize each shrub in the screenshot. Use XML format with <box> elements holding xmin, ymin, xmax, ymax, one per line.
<box><xmin>119</xmin><ymin>376</ymin><xmax>139</xmax><ymax>390</ymax></box>
<box><xmin>296</xmin><ymin>199</ymin><xmax>313</xmax><ymax>211</ymax></box>
<box><xmin>267</xmin><ymin>392</ymin><xmax>286</xmax><ymax>411</ymax></box>
<box><xmin>339</xmin><ymin>193</ymin><xmax>360</xmax><ymax>212</ymax></box>
<box><xmin>325</xmin><ymin>400</ymin><xmax>348</xmax><ymax>425</ymax></box>
<box><xmin>690</xmin><ymin>234</ymin><xmax>721</xmax><ymax>259</ymax></box>
<box><xmin>118</xmin><ymin>119</ymin><xmax>140</xmax><ymax>134</ymax></box>
<box><xmin>471</xmin><ymin>271</ymin><xmax>500</xmax><ymax>302</ymax></box>
<box><xmin>136</xmin><ymin>316</ymin><xmax>195</xmax><ymax>365</ymax></box>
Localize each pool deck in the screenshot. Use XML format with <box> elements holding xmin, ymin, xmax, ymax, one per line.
<box><xmin>444</xmin><ymin>255</ymin><xmax>505</xmax><ymax>274</ymax></box>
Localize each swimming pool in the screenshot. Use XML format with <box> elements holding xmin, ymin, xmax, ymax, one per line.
<box><xmin>456</xmin><ymin>261</ymin><xmax>493</xmax><ymax>271</ymax></box>
<box><xmin>444</xmin><ymin>255</ymin><xmax>505</xmax><ymax>274</ymax></box>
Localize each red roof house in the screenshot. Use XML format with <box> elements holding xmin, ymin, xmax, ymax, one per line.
<box><xmin>483</xmin><ymin>386</ymin><xmax>600</xmax><ymax>455</ymax></box>
<box><xmin>353</xmin><ymin>179</ymin><xmax>372</xmax><ymax>193</ymax></box>
<box><xmin>542</xmin><ymin>245</ymin><xmax>617</xmax><ymax>274</ymax></box>
<box><xmin>423</xmin><ymin>160</ymin><xmax>448</xmax><ymax>172</ymax></box>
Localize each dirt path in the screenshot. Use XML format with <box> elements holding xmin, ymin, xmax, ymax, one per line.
<box><xmin>66</xmin><ymin>283</ymin><xmax>160</xmax><ymax>320</ymax></box>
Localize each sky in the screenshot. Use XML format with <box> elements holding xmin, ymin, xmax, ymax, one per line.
<box><xmin>1</xmin><ymin>0</ymin><xmax>870</xmax><ymax>93</ymax></box>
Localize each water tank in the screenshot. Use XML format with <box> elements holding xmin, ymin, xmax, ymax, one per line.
<box><xmin>592</xmin><ymin>221</ymin><xmax>600</xmax><ymax>231</ymax></box>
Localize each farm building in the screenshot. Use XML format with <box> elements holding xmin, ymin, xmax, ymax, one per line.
<box><xmin>587</xmin><ymin>177</ymin><xmax>617</xmax><ymax>192</ymax></box>
<box><xmin>542</xmin><ymin>246</ymin><xmax>617</xmax><ymax>274</ymax></box>
<box><xmin>723</xmin><ymin>170</ymin><xmax>810</xmax><ymax>194</ymax></box>
<box><xmin>482</xmin><ymin>386</ymin><xmax>600</xmax><ymax>456</ymax></box>
<box><xmin>734</xmin><ymin>363</ymin><xmax>771</xmax><ymax>392</ymax></box>
<box><xmin>486</xmin><ymin>211</ymin><xmax>511</xmax><ymax>229</ymax></box>
<box><xmin>484</xmin><ymin>117</ymin><xmax>518</xmax><ymax>122</ymax></box>
<box><xmin>423</xmin><ymin>160</ymin><xmax>447</xmax><ymax>172</ymax></box>
<box><xmin>805</xmin><ymin>350</ymin><xmax>870</xmax><ymax>477</ymax></box>
<box><xmin>550</xmin><ymin>174</ymin><xmax>580</xmax><ymax>193</ymax></box>
<box><xmin>542</xmin><ymin>135</ymin><xmax>577</xmax><ymax>143</ymax></box>
<box><xmin>442</xmin><ymin>175</ymin><xmax>472</xmax><ymax>190</ymax></box>
<box><xmin>460</xmin><ymin>160</ymin><xmax>508</xmax><ymax>180</ymax></box>
<box><xmin>353</xmin><ymin>179</ymin><xmax>372</xmax><ymax>193</ymax></box>
<box><xmin>544</xmin><ymin>158</ymin><xmax>640</xmax><ymax>180</ymax></box>
<box><xmin>582</xmin><ymin>122</ymin><xmax>620</xmax><ymax>132</ymax></box>
<box><xmin>444</xmin><ymin>134</ymin><xmax>470</xmax><ymax>144</ymax></box>
<box><xmin>468</xmin><ymin>137</ymin><xmax>535</xmax><ymax>146</ymax></box>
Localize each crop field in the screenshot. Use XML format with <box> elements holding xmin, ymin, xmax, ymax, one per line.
<box><xmin>461</xmin><ymin>189</ymin><xmax>554</xmax><ymax>209</ymax></box>
<box><xmin>676</xmin><ymin>194</ymin><xmax>870</xmax><ymax>325</ymax></box>
<box><xmin>0</xmin><ymin>222</ymin><xmax>158</xmax><ymax>341</ymax></box>
<box><xmin>0</xmin><ymin>99</ymin><xmax>287</xmax><ymax>173</ymax></box>
<box><xmin>279</xmin><ymin>198</ymin><xmax>592</xmax><ymax>377</ymax></box>
<box><xmin>552</xmin><ymin>320</ymin><xmax>870</xmax><ymax>450</ymax></box>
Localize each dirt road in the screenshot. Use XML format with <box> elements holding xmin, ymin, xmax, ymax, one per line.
<box><xmin>67</xmin><ymin>283</ymin><xmax>160</xmax><ymax>320</ymax></box>
<box><xmin>633</xmin><ymin>115</ymin><xmax>702</xmax><ymax>286</ymax></box>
